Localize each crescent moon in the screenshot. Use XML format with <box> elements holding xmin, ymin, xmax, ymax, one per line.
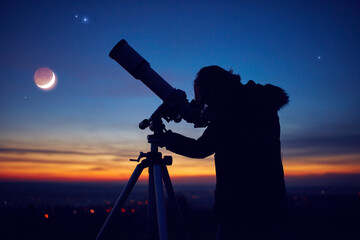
<box><xmin>36</xmin><ymin>72</ymin><xmax>56</xmax><ymax>89</ymax></box>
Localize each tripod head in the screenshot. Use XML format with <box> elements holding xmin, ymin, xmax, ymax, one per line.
<box><xmin>128</xmin><ymin>102</ymin><xmax>173</xmax><ymax>165</ymax></box>
<box><xmin>138</xmin><ymin>90</ymin><xmax>209</xmax><ymax>138</ymax></box>
<box><xmin>138</xmin><ymin>103</ymin><xmax>171</xmax><ymax>134</ymax></box>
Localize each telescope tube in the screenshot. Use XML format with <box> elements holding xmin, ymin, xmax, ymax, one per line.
<box><xmin>109</xmin><ymin>39</ymin><xmax>175</xmax><ymax>101</ymax></box>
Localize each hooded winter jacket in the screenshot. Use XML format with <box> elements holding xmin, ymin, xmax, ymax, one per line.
<box><xmin>164</xmin><ymin>80</ymin><xmax>289</xmax><ymax>229</ymax></box>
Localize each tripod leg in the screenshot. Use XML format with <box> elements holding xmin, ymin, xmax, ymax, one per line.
<box><xmin>96</xmin><ymin>163</ymin><xmax>145</xmax><ymax>240</ymax></box>
<box><xmin>162</xmin><ymin>165</ymin><xmax>190</xmax><ymax>240</ymax></box>
<box><xmin>153</xmin><ymin>163</ymin><xmax>169</xmax><ymax>240</ymax></box>
<box><xmin>145</xmin><ymin>166</ymin><xmax>158</xmax><ymax>239</ymax></box>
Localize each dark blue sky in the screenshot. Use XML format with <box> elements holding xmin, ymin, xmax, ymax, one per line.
<box><xmin>1</xmin><ymin>0</ymin><xmax>359</xmax><ymax>181</ymax></box>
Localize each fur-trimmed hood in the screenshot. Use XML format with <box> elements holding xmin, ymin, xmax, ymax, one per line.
<box><xmin>244</xmin><ymin>80</ymin><xmax>289</xmax><ymax>111</ymax></box>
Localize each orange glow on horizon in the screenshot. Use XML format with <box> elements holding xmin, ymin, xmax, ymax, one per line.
<box><xmin>283</xmin><ymin>154</ymin><xmax>360</xmax><ymax>176</ymax></box>
<box><xmin>0</xmin><ymin>149</ymin><xmax>359</xmax><ymax>183</ymax></box>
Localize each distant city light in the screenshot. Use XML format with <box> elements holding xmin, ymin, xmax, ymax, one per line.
<box><xmin>121</xmin><ymin>208</ymin><xmax>126</xmax><ymax>213</ymax></box>
<box><xmin>90</xmin><ymin>209</ymin><xmax>95</xmax><ymax>214</ymax></box>
<box><xmin>131</xmin><ymin>209</ymin><xmax>135</xmax><ymax>213</ymax></box>
<box><xmin>44</xmin><ymin>214</ymin><xmax>49</xmax><ymax>219</ymax></box>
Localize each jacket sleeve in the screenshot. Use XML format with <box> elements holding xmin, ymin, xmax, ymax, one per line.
<box><xmin>164</xmin><ymin>126</ymin><xmax>216</xmax><ymax>159</ymax></box>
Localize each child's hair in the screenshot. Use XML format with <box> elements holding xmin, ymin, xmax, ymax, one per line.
<box><xmin>194</xmin><ymin>65</ymin><xmax>241</xmax><ymax>104</ymax></box>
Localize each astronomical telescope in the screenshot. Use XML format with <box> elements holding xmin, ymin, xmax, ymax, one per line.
<box><xmin>96</xmin><ymin>39</ymin><xmax>196</xmax><ymax>240</ymax></box>
<box><xmin>109</xmin><ymin>39</ymin><xmax>207</xmax><ymax>128</ymax></box>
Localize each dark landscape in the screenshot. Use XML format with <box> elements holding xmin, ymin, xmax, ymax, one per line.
<box><xmin>0</xmin><ymin>182</ymin><xmax>359</xmax><ymax>240</ymax></box>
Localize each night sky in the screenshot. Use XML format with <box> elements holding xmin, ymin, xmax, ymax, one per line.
<box><xmin>1</xmin><ymin>0</ymin><xmax>359</xmax><ymax>185</ymax></box>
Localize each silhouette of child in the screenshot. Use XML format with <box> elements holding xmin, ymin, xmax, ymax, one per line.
<box><xmin>161</xmin><ymin>66</ymin><xmax>289</xmax><ymax>240</ymax></box>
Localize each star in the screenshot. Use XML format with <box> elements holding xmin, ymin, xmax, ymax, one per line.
<box><xmin>317</xmin><ymin>56</ymin><xmax>321</xmax><ymax>60</ymax></box>
<box><xmin>73</xmin><ymin>14</ymin><xmax>89</xmax><ymax>24</ymax></box>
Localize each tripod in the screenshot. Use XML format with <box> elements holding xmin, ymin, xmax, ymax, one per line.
<box><xmin>96</xmin><ymin>116</ymin><xmax>189</xmax><ymax>240</ymax></box>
